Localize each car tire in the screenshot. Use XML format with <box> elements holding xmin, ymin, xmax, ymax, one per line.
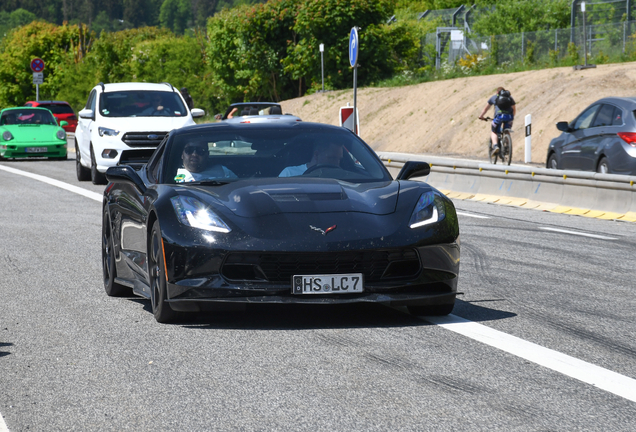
<box><xmin>547</xmin><ymin>153</ymin><xmax>558</xmax><ymax>170</ymax></box>
<box><xmin>149</xmin><ymin>220</ymin><xmax>178</xmax><ymax>323</ymax></box>
<box><xmin>597</xmin><ymin>157</ymin><xmax>610</xmax><ymax>174</ymax></box>
<box><xmin>501</xmin><ymin>130</ymin><xmax>512</xmax><ymax>166</ymax></box>
<box><xmin>102</xmin><ymin>208</ymin><xmax>131</xmax><ymax>297</ymax></box>
<box><xmin>407</xmin><ymin>303</ymin><xmax>454</xmax><ymax>316</ymax></box>
<box><xmin>90</xmin><ymin>146</ymin><xmax>107</xmax><ymax>185</ymax></box>
<box><xmin>76</xmin><ymin>140</ymin><xmax>91</xmax><ymax>181</ymax></box>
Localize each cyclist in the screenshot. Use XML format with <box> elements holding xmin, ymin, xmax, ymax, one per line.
<box><xmin>479</xmin><ymin>87</ymin><xmax>516</xmax><ymax>156</ymax></box>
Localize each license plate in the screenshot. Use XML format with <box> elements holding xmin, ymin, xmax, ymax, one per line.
<box><xmin>292</xmin><ymin>274</ymin><xmax>363</xmax><ymax>295</ymax></box>
<box><xmin>25</xmin><ymin>147</ymin><xmax>47</xmax><ymax>153</ymax></box>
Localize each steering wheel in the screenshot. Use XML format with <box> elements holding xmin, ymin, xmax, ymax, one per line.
<box><xmin>302</xmin><ymin>164</ymin><xmax>341</xmax><ymax>175</ymax></box>
<box><xmin>152</xmin><ymin>107</ymin><xmax>172</xmax><ymax>116</ymax></box>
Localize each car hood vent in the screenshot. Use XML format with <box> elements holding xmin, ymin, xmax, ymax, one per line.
<box><xmin>193</xmin><ymin>180</ymin><xmax>399</xmax><ymax>217</ymax></box>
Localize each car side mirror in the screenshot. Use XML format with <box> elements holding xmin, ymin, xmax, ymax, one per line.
<box><xmin>106</xmin><ymin>165</ymin><xmax>147</xmax><ymax>194</ymax></box>
<box><xmin>396</xmin><ymin>161</ymin><xmax>431</xmax><ymax>180</ymax></box>
<box><xmin>78</xmin><ymin>109</ymin><xmax>94</xmax><ymax>120</ymax></box>
<box><xmin>556</xmin><ymin>121</ymin><xmax>571</xmax><ymax>132</ymax></box>
<box><xmin>191</xmin><ymin>108</ymin><xmax>205</xmax><ymax>118</ymax></box>
<box><xmin>59</xmin><ymin>121</ymin><xmax>68</xmax><ymax>127</ymax></box>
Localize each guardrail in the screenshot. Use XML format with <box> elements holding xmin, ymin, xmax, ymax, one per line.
<box><xmin>378</xmin><ymin>152</ymin><xmax>636</xmax><ymax>222</ymax></box>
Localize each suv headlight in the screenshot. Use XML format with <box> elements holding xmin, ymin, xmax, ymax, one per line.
<box><xmin>56</xmin><ymin>129</ymin><xmax>66</xmax><ymax>140</ymax></box>
<box><xmin>409</xmin><ymin>191</ymin><xmax>446</xmax><ymax>228</ymax></box>
<box><xmin>98</xmin><ymin>127</ymin><xmax>120</xmax><ymax>137</ymax></box>
<box><xmin>2</xmin><ymin>131</ymin><xmax>13</xmax><ymax>141</ymax></box>
<box><xmin>171</xmin><ymin>196</ymin><xmax>231</xmax><ymax>233</ymax></box>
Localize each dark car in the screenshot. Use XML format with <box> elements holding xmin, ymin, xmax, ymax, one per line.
<box><xmin>102</xmin><ymin>122</ymin><xmax>460</xmax><ymax>323</ymax></box>
<box><xmin>24</xmin><ymin>100</ymin><xmax>77</xmax><ymax>133</ymax></box>
<box><xmin>546</xmin><ymin>97</ymin><xmax>636</xmax><ymax>175</ymax></box>
<box><xmin>217</xmin><ymin>102</ymin><xmax>299</xmax><ymax>121</ymax></box>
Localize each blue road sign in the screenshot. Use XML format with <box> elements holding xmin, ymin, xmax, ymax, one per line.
<box><xmin>349</xmin><ymin>27</ymin><xmax>359</xmax><ymax>68</ymax></box>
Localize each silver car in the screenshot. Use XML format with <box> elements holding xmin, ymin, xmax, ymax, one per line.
<box><xmin>546</xmin><ymin>97</ymin><xmax>636</xmax><ymax>175</ymax></box>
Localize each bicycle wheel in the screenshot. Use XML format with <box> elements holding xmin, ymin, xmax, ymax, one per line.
<box><xmin>488</xmin><ymin>139</ymin><xmax>497</xmax><ymax>164</ymax></box>
<box><xmin>501</xmin><ymin>130</ymin><xmax>512</xmax><ymax>165</ymax></box>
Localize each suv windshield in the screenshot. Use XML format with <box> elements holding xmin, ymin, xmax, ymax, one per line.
<box><xmin>99</xmin><ymin>91</ymin><xmax>187</xmax><ymax>117</ymax></box>
<box><xmin>1</xmin><ymin>109</ymin><xmax>56</xmax><ymax>125</ymax></box>
<box><xmin>164</xmin><ymin>126</ymin><xmax>391</xmax><ymax>184</ymax></box>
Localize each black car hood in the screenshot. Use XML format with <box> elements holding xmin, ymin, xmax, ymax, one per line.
<box><xmin>188</xmin><ymin>179</ymin><xmax>400</xmax><ymax>217</ymax></box>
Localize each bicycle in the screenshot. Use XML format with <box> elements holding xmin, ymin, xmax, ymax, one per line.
<box><xmin>481</xmin><ymin>117</ymin><xmax>512</xmax><ymax>165</ymax></box>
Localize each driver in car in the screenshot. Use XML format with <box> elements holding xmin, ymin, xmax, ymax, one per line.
<box><xmin>174</xmin><ymin>142</ymin><xmax>237</xmax><ymax>183</ymax></box>
<box><xmin>279</xmin><ymin>142</ymin><xmax>344</xmax><ymax>177</ymax></box>
<box><xmin>142</xmin><ymin>93</ymin><xmax>167</xmax><ymax>116</ymax></box>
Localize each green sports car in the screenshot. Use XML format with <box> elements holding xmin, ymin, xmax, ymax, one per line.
<box><xmin>0</xmin><ymin>107</ymin><xmax>68</xmax><ymax>160</ymax></box>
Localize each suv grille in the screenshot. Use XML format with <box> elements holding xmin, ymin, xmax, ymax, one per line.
<box><xmin>121</xmin><ymin>131</ymin><xmax>167</xmax><ymax>148</ymax></box>
<box><xmin>221</xmin><ymin>249</ymin><xmax>421</xmax><ymax>283</ymax></box>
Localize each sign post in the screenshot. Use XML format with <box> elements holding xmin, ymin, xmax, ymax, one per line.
<box><xmin>349</xmin><ymin>27</ymin><xmax>359</xmax><ymax>135</ymax></box>
<box><xmin>319</xmin><ymin>43</ymin><xmax>325</xmax><ymax>93</ymax></box>
<box><xmin>30</xmin><ymin>58</ymin><xmax>45</xmax><ymax>101</ymax></box>
<box><xmin>573</xmin><ymin>2</ymin><xmax>596</xmax><ymax>70</ymax></box>
<box><xmin>524</xmin><ymin>114</ymin><xmax>532</xmax><ymax>163</ymax></box>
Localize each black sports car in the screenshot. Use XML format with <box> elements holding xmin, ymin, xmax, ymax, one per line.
<box><xmin>102</xmin><ymin>122</ymin><xmax>460</xmax><ymax>323</ymax></box>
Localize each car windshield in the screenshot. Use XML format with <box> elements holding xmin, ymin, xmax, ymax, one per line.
<box><xmin>99</xmin><ymin>91</ymin><xmax>187</xmax><ymax>117</ymax></box>
<box><xmin>41</xmin><ymin>104</ymin><xmax>74</xmax><ymax>115</ymax></box>
<box><xmin>1</xmin><ymin>109</ymin><xmax>56</xmax><ymax>126</ymax></box>
<box><xmin>163</xmin><ymin>126</ymin><xmax>391</xmax><ymax>184</ymax></box>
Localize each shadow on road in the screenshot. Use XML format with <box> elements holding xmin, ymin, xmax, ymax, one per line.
<box><xmin>129</xmin><ymin>297</ymin><xmax>516</xmax><ymax>330</ymax></box>
<box><xmin>0</xmin><ymin>342</ymin><xmax>14</xmax><ymax>358</ymax></box>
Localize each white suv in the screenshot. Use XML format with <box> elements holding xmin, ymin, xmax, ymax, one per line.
<box><xmin>75</xmin><ymin>82</ymin><xmax>205</xmax><ymax>184</ymax></box>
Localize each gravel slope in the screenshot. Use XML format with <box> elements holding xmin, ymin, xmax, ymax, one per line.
<box><xmin>281</xmin><ymin>61</ymin><xmax>636</xmax><ymax>164</ymax></box>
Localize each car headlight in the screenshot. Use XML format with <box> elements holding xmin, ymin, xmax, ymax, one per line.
<box><xmin>2</xmin><ymin>131</ymin><xmax>13</xmax><ymax>141</ymax></box>
<box><xmin>56</xmin><ymin>129</ymin><xmax>66</xmax><ymax>140</ymax></box>
<box><xmin>409</xmin><ymin>191</ymin><xmax>446</xmax><ymax>228</ymax></box>
<box><xmin>98</xmin><ymin>127</ymin><xmax>120</xmax><ymax>137</ymax></box>
<box><xmin>170</xmin><ymin>196</ymin><xmax>231</xmax><ymax>233</ymax></box>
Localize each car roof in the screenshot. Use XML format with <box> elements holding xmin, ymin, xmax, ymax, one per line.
<box><xmin>170</xmin><ymin>120</ymin><xmax>350</xmax><ymax>137</ymax></box>
<box><xmin>229</xmin><ymin>102</ymin><xmax>281</xmax><ymax>108</ymax></box>
<box><xmin>592</xmin><ymin>97</ymin><xmax>636</xmax><ymax>110</ymax></box>
<box><xmin>97</xmin><ymin>82</ymin><xmax>177</xmax><ymax>93</ymax></box>
<box><xmin>2</xmin><ymin>106</ymin><xmax>53</xmax><ymax>112</ymax></box>
<box><xmin>25</xmin><ymin>100</ymin><xmax>70</xmax><ymax>105</ymax></box>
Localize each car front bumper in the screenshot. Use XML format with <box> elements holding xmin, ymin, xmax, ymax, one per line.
<box><xmin>0</xmin><ymin>142</ymin><xmax>67</xmax><ymax>158</ymax></box>
<box><xmin>162</xmin><ymin>242</ymin><xmax>460</xmax><ymax>311</ymax></box>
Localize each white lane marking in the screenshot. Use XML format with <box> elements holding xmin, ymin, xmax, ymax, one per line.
<box><xmin>424</xmin><ymin>314</ymin><xmax>636</xmax><ymax>403</ymax></box>
<box><xmin>539</xmin><ymin>227</ymin><xmax>617</xmax><ymax>240</ymax></box>
<box><xmin>456</xmin><ymin>211</ymin><xmax>490</xmax><ymax>219</ymax></box>
<box><xmin>0</xmin><ymin>412</ymin><xmax>9</xmax><ymax>432</ymax></box>
<box><xmin>0</xmin><ymin>164</ymin><xmax>102</xmax><ymax>202</ymax></box>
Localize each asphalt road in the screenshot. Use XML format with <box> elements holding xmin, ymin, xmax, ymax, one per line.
<box><xmin>1</xmin><ymin>153</ymin><xmax>636</xmax><ymax>431</ymax></box>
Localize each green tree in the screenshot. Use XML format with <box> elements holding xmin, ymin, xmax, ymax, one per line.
<box><xmin>0</xmin><ymin>20</ymin><xmax>91</xmax><ymax>107</ymax></box>
<box><xmin>472</xmin><ymin>0</ymin><xmax>570</xmax><ymax>35</ymax></box>
<box><xmin>159</xmin><ymin>0</ymin><xmax>191</xmax><ymax>34</ymax></box>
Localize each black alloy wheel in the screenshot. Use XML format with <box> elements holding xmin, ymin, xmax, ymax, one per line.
<box><xmin>148</xmin><ymin>220</ymin><xmax>178</xmax><ymax>323</ymax></box>
<box><xmin>501</xmin><ymin>131</ymin><xmax>512</xmax><ymax>166</ymax></box>
<box><xmin>597</xmin><ymin>157</ymin><xmax>610</xmax><ymax>174</ymax></box>
<box><xmin>76</xmin><ymin>139</ymin><xmax>91</xmax><ymax>181</ymax></box>
<box><xmin>102</xmin><ymin>208</ymin><xmax>130</xmax><ymax>297</ymax></box>
<box><xmin>90</xmin><ymin>146</ymin><xmax>107</xmax><ymax>185</ymax></box>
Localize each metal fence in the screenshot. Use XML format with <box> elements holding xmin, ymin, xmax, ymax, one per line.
<box><xmin>428</xmin><ymin>20</ymin><xmax>636</xmax><ymax>69</ymax></box>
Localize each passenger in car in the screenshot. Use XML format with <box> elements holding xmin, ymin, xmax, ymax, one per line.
<box><xmin>174</xmin><ymin>142</ymin><xmax>237</xmax><ymax>183</ymax></box>
<box><xmin>279</xmin><ymin>142</ymin><xmax>344</xmax><ymax>177</ymax></box>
